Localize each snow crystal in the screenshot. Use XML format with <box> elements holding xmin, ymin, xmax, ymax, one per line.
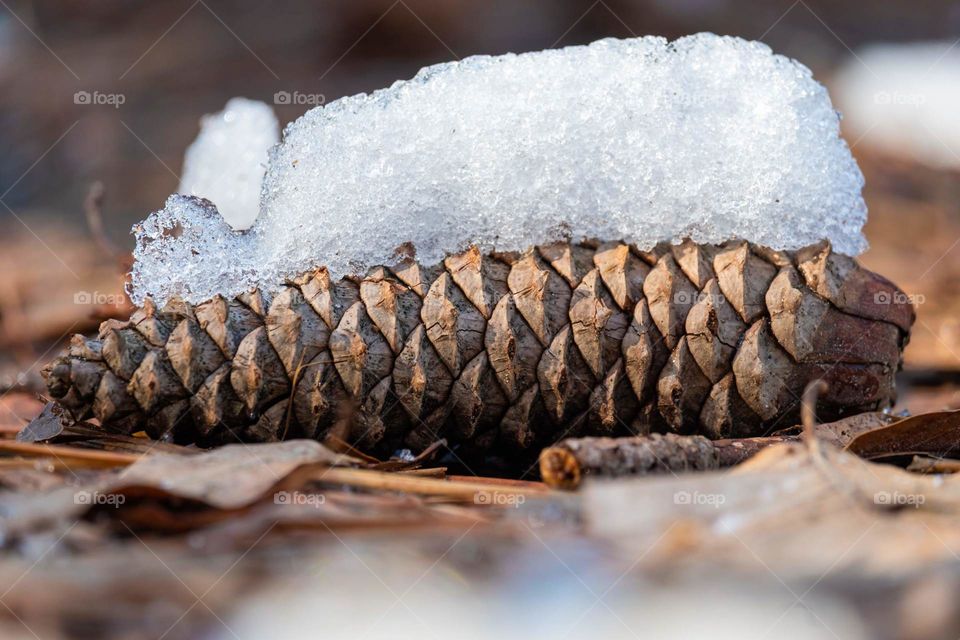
<box><xmin>178</xmin><ymin>98</ymin><xmax>279</xmax><ymax>230</ymax></box>
<box><xmin>833</xmin><ymin>41</ymin><xmax>960</xmax><ymax>170</ymax></box>
<box><xmin>132</xmin><ymin>34</ymin><xmax>867</xmax><ymax>305</ymax></box>
<box><xmin>129</xmin><ymin>195</ymin><xmax>257</xmax><ymax>304</ymax></box>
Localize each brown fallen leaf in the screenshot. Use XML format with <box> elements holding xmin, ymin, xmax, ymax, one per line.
<box><xmin>584</xmin><ymin>440</ymin><xmax>960</xmax><ymax>580</ymax></box>
<box><xmin>771</xmin><ymin>411</ymin><xmax>895</xmax><ymax>447</ymax></box>
<box><xmin>846</xmin><ymin>409</ymin><xmax>960</xmax><ymax>460</ymax></box>
<box><xmin>15</xmin><ymin>402</ymin><xmax>66</xmax><ymax>443</ymax></box>
<box><xmin>112</xmin><ymin>440</ymin><xmax>363</xmax><ymax>510</ymax></box>
<box><xmin>0</xmin><ymin>440</ymin><xmax>365</xmax><ymax>538</ymax></box>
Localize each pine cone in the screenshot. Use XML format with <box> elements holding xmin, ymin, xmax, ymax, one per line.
<box><xmin>43</xmin><ymin>240</ymin><xmax>913</xmax><ymax>457</ymax></box>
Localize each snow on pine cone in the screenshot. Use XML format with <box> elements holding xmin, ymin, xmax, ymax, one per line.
<box><xmin>44</xmin><ymin>240</ymin><xmax>914</xmax><ymax>456</ymax></box>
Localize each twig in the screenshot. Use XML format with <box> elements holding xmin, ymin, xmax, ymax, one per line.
<box><xmin>399</xmin><ymin>467</ymin><xmax>447</xmax><ymax>478</ymax></box>
<box><xmin>801</xmin><ymin>378</ymin><xmax>829</xmax><ymax>457</ymax></box>
<box><xmin>799</xmin><ymin>379</ymin><xmax>880</xmax><ymax>508</ymax></box>
<box><xmin>541</xmin><ymin>432</ymin><xmax>807</xmax><ymax>490</ymax></box>
<box><xmin>323</xmin><ymin>433</ymin><xmax>380</xmax><ymax>464</ymax></box>
<box><xmin>0</xmin><ymin>441</ymin><xmax>142</xmax><ymax>467</ymax></box>
<box><xmin>372</xmin><ymin>438</ymin><xmax>448</xmax><ymax>471</ymax></box>
<box><xmin>907</xmin><ymin>456</ymin><xmax>960</xmax><ymax>474</ymax></box>
<box><xmin>540</xmin><ymin>433</ymin><xmax>719</xmax><ymax>490</ymax></box>
<box><xmin>313</xmin><ymin>466</ymin><xmax>547</xmax><ymax>501</ymax></box>
<box><xmin>447</xmin><ymin>475</ymin><xmax>547</xmax><ymax>491</ymax></box>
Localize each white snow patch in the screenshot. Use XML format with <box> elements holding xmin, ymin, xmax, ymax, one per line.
<box><xmin>833</xmin><ymin>41</ymin><xmax>960</xmax><ymax>170</ymax></box>
<box><xmin>131</xmin><ymin>34</ymin><xmax>867</xmax><ymax>305</ymax></box>
<box><xmin>178</xmin><ymin>97</ymin><xmax>279</xmax><ymax>230</ymax></box>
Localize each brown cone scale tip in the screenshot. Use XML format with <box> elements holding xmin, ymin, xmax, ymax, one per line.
<box><xmin>43</xmin><ymin>239</ymin><xmax>914</xmax><ymax>458</ymax></box>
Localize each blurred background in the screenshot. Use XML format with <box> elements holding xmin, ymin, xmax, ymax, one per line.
<box><xmin>0</xmin><ymin>0</ymin><xmax>958</xmax><ymax>401</ymax></box>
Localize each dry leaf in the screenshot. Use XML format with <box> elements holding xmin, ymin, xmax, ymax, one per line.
<box><xmin>845</xmin><ymin>409</ymin><xmax>960</xmax><ymax>460</ymax></box>
<box><xmin>16</xmin><ymin>402</ymin><xmax>66</xmax><ymax>443</ymax></box>
<box><xmin>111</xmin><ymin>439</ymin><xmax>362</xmax><ymax>510</ymax></box>
<box><xmin>584</xmin><ymin>441</ymin><xmax>960</xmax><ymax>580</ymax></box>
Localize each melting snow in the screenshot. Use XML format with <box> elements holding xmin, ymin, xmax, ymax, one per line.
<box><xmin>131</xmin><ymin>34</ymin><xmax>867</xmax><ymax>305</ymax></box>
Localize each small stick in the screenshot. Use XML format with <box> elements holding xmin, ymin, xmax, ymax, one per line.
<box><xmin>801</xmin><ymin>379</ymin><xmax>829</xmax><ymax>457</ymax></box>
<box><xmin>907</xmin><ymin>456</ymin><xmax>960</xmax><ymax>474</ymax></box>
<box><xmin>322</xmin><ymin>433</ymin><xmax>380</xmax><ymax>464</ymax></box>
<box><xmin>540</xmin><ymin>433</ymin><xmax>805</xmax><ymax>490</ymax></box>
<box><xmin>314</xmin><ymin>466</ymin><xmax>546</xmax><ymax>501</ymax></box>
<box><xmin>447</xmin><ymin>475</ymin><xmax>548</xmax><ymax>491</ymax></box>
<box><xmin>540</xmin><ymin>433</ymin><xmax>720</xmax><ymax>491</ymax></box>
<box><xmin>372</xmin><ymin>439</ymin><xmax>448</xmax><ymax>471</ymax></box>
<box><xmin>0</xmin><ymin>457</ymin><xmax>128</xmax><ymax>471</ymax></box>
<box><xmin>399</xmin><ymin>467</ymin><xmax>447</xmax><ymax>478</ymax></box>
<box><xmin>0</xmin><ymin>441</ymin><xmax>142</xmax><ymax>468</ymax></box>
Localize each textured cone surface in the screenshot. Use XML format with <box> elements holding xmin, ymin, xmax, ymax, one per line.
<box><xmin>44</xmin><ymin>240</ymin><xmax>913</xmax><ymax>456</ymax></box>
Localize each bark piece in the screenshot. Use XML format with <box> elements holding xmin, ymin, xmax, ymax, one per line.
<box><xmin>540</xmin><ymin>432</ymin><xmax>719</xmax><ymax>490</ymax></box>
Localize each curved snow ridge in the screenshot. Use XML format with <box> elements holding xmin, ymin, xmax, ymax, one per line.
<box><xmin>131</xmin><ymin>33</ymin><xmax>867</xmax><ymax>305</ymax></box>
<box><xmin>178</xmin><ymin>97</ymin><xmax>279</xmax><ymax>231</ymax></box>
